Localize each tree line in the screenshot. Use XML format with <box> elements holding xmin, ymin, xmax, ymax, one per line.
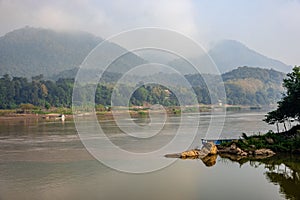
<box><xmin>0</xmin><ymin>74</ymin><xmax>182</xmax><ymax>109</ymax></box>
<box><xmin>0</xmin><ymin>74</ymin><xmax>73</xmax><ymax>109</ymax></box>
<box><xmin>0</xmin><ymin>66</ymin><xmax>286</xmax><ymax>110</ymax></box>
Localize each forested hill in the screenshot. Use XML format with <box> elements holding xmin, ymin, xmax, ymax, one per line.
<box><xmin>185</xmin><ymin>66</ymin><xmax>285</xmax><ymax>105</ymax></box>
<box><xmin>222</xmin><ymin>67</ymin><xmax>285</xmax><ymax>105</ymax></box>
<box><xmin>222</xmin><ymin>66</ymin><xmax>284</xmax><ymax>83</ymax></box>
<box><xmin>0</xmin><ymin>27</ymin><xmax>145</xmax><ymax>78</ymax></box>
<box><xmin>0</xmin><ymin>66</ymin><xmax>286</xmax><ymax>109</ymax></box>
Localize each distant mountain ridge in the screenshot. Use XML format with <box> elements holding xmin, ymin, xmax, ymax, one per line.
<box><xmin>168</xmin><ymin>39</ymin><xmax>291</xmax><ymax>74</ymax></box>
<box><xmin>0</xmin><ymin>27</ymin><xmax>292</xmax><ymax>78</ymax></box>
<box><xmin>0</xmin><ymin>27</ymin><xmax>145</xmax><ymax>78</ymax></box>
<box><xmin>0</xmin><ymin>27</ymin><xmax>101</xmax><ymax>77</ymax></box>
<box><xmin>209</xmin><ymin>40</ymin><xmax>292</xmax><ymax>73</ymax></box>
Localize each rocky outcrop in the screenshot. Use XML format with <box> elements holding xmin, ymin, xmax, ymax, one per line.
<box><xmin>201</xmin><ymin>154</ymin><xmax>217</xmax><ymax>167</ymax></box>
<box><xmin>180</xmin><ymin>149</ymin><xmax>202</xmax><ymax>159</ymax></box>
<box><xmin>202</xmin><ymin>142</ymin><xmax>218</xmax><ymax>155</ymax></box>
<box><xmin>218</xmin><ymin>143</ymin><xmax>248</xmax><ymax>156</ymax></box>
<box><xmin>217</xmin><ymin>143</ymin><xmax>275</xmax><ymax>158</ymax></box>
<box><xmin>254</xmin><ymin>148</ymin><xmax>276</xmax><ymax>156</ymax></box>
<box><xmin>165</xmin><ymin>142</ymin><xmax>276</xmax><ymax>166</ymax></box>
<box><xmin>180</xmin><ymin>142</ymin><xmax>217</xmax><ymax>159</ymax></box>
<box><xmin>165</xmin><ymin>142</ymin><xmax>217</xmax><ymax>159</ymax></box>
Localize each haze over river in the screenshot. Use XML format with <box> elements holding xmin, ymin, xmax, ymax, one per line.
<box><xmin>0</xmin><ymin>110</ymin><xmax>299</xmax><ymax>200</ymax></box>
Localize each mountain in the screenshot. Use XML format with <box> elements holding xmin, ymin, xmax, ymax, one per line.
<box><xmin>0</xmin><ymin>27</ymin><xmax>291</xmax><ymax>79</ymax></box>
<box><xmin>168</xmin><ymin>40</ymin><xmax>292</xmax><ymax>74</ymax></box>
<box><xmin>209</xmin><ymin>40</ymin><xmax>292</xmax><ymax>73</ymax></box>
<box><xmin>0</xmin><ymin>27</ymin><xmax>100</xmax><ymax>77</ymax></box>
<box><xmin>0</xmin><ymin>27</ymin><xmax>145</xmax><ymax>78</ymax></box>
<box><xmin>222</xmin><ymin>66</ymin><xmax>285</xmax><ymax>105</ymax></box>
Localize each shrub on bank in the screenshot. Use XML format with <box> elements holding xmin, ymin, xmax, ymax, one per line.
<box><xmin>221</xmin><ymin>125</ymin><xmax>300</xmax><ymax>154</ymax></box>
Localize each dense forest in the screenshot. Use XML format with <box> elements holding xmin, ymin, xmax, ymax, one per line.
<box><xmin>0</xmin><ymin>66</ymin><xmax>286</xmax><ymax>109</ymax></box>
<box><xmin>0</xmin><ymin>74</ymin><xmax>181</xmax><ymax>109</ymax></box>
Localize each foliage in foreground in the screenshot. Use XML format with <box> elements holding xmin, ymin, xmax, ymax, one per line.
<box><xmin>265</xmin><ymin>66</ymin><xmax>300</xmax><ymax>130</ymax></box>
<box><xmin>222</xmin><ymin>125</ymin><xmax>300</xmax><ymax>153</ymax></box>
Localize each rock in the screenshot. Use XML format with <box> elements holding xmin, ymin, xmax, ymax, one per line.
<box><xmin>230</xmin><ymin>143</ymin><xmax>237</xmax><ymax>150</ymax></box>
<box><xmin>235</xmin><ymin>147</ymin><xmax>248</xmax><ymax>156</ymax></box>
<box><xmin>180</xmin><ymin>150</ymin><xmax>200</xmax><ymax>159</ymax></box>
<box><xmin>236</xmin><ymin>147</ymin><xmax>243</xmax><ymax>154</ymax></box>
<box><xmin>202</xmin><ymin>142</ymin><xmax>218</xmax><ymax>155</ymax></box>
<box><xmin>218</xmin><ymin>143</ymin><xmax>248</xmax><ymax>157</ymax></box>
<box><xmin>265</xmin><ymin>138</ymin><xmax>274</xmax><ymax>144</ymax></box>
<box><xmin>240</xmin><ymin>151</ymin><xmax>248</xmax><ymax>156</ymax></box>
<box><xmin>254</xmin><ymin>148</ymin><xmax>275</xmax><ymax>156</ymax></box>
<box><xmin>173</xmin><ymin>142</ymin><xmax>218</xmax><ymax>159</ymax></box>
<box><xmin>201</xmin><ymin>154</ymin><xmax>217</xmax><ymax>167</ymax></box>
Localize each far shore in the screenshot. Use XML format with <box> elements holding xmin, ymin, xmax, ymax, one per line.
<box><xmin>0</xmin><ymin>104</ymin><xmax>272</xmax><ymax>120</ymax></box>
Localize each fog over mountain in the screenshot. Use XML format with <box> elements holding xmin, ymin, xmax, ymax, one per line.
<box><xmin>208</xmin><ymin>40</ymin><xmax>292</xmax><ymax>73</ymax></box>
<box><xmin>0</xmin><ymin>27</ymin><xmax>145</xmax><ymax>78</ymax></box>
<box><xmin>168</xmin><ymin>40</ymin><xmax>292</xmax><ymax>74</ymax></box>
<box><xmin>0</xmin><ymin>27</ymin><xmax>292</xmax><ymax>78</ymax></box>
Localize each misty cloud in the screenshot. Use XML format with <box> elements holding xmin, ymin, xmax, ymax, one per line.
<box><xmin>0</xmin><ymin>0</ymin><xmax>299</xmax><ymax>65</ymax></box>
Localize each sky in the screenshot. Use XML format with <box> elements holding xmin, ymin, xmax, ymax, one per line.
<box><xmin>0</xmin><ymin>0</ymin><xmax>299</xmax><ymax>65</ymax></box>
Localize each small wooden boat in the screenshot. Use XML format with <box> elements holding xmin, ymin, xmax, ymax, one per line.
<box><xmin>201</xmin><ymin>138</ymin><xmax>237</xmax><ymax>145</ymax></box>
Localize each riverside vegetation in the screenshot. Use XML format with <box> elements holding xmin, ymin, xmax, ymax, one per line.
<box><xmin>0</xmin><ymin>66</ymin><xmax>285</xmax><ymax>113</ymax></box>
<box><xmin>222</xmin><ymin>66</ymin><xmax>300</xmax><ymax>155</ymax></box>
<box><xmin>166</xmin><ymin>66</ymin><xmax>300</xmax><ymax>164</ymax></box>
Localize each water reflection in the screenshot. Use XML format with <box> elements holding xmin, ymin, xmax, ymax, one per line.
<box><xmin>220</xmin><ymin>154</ymin><xmax>300</xmax><ymax>200</ymax></box>
<box><xmin>0</xmin><ymin>111</ymin><xmax>297</xmax><ymax>200</ymax></box>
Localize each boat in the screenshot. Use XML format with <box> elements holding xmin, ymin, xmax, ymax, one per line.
<box><xmin>201</xmin><ymin>138</ymin><xmax>237</xmax><ymax>145</ymax></box>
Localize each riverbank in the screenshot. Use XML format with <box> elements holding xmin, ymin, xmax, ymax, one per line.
<box><xmin>0</xmin><ymin>104</ymin><xmax>271</xmax><ymax>117</ymax></box>
<box><xmin>219</xmin><ymin>124</ymin><xmax>300</xmax><ymax>155</ymax></box>
<box><xmin>165</xmin><ymin>124</ymin><xmax>300</xmax><ymax>166</ymax></box>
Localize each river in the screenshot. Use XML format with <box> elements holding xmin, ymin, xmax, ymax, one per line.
<box><xmin>0</xmin><ymin>110</ymin><xmax>299</xmax><ymax>200</ymax></box>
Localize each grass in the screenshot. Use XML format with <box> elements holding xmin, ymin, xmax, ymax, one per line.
<box><xmin>0</xmin><ymin>107</ymin><xmax>73</xmax><ymax>115</ymax></box>
<box><xmin>0</xmin><ymin>109</ymin><xmax>16</xmax><ymax>116</ymax></box>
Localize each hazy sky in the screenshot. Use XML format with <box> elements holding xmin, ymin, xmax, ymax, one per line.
<box><xmin>0</xmin><ymin>0</ymin><xmax>299</xmax><ymax>65</ymax></box>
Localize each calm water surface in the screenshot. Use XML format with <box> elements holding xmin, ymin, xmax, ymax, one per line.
<box><xmin>0</xmin><ymin>111</ymin><xmax>299</xmax><ymax>200</ymax></box>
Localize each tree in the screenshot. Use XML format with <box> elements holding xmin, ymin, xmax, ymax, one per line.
<box><xmin>20</xmin><ymin>103</ymin><xmax>35</xmax><ymax>113</ymax></box>
<box><xmin>265</xmin><ymin>66</ymin><xmax>300</xmax><ymax>129</ymax></box>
